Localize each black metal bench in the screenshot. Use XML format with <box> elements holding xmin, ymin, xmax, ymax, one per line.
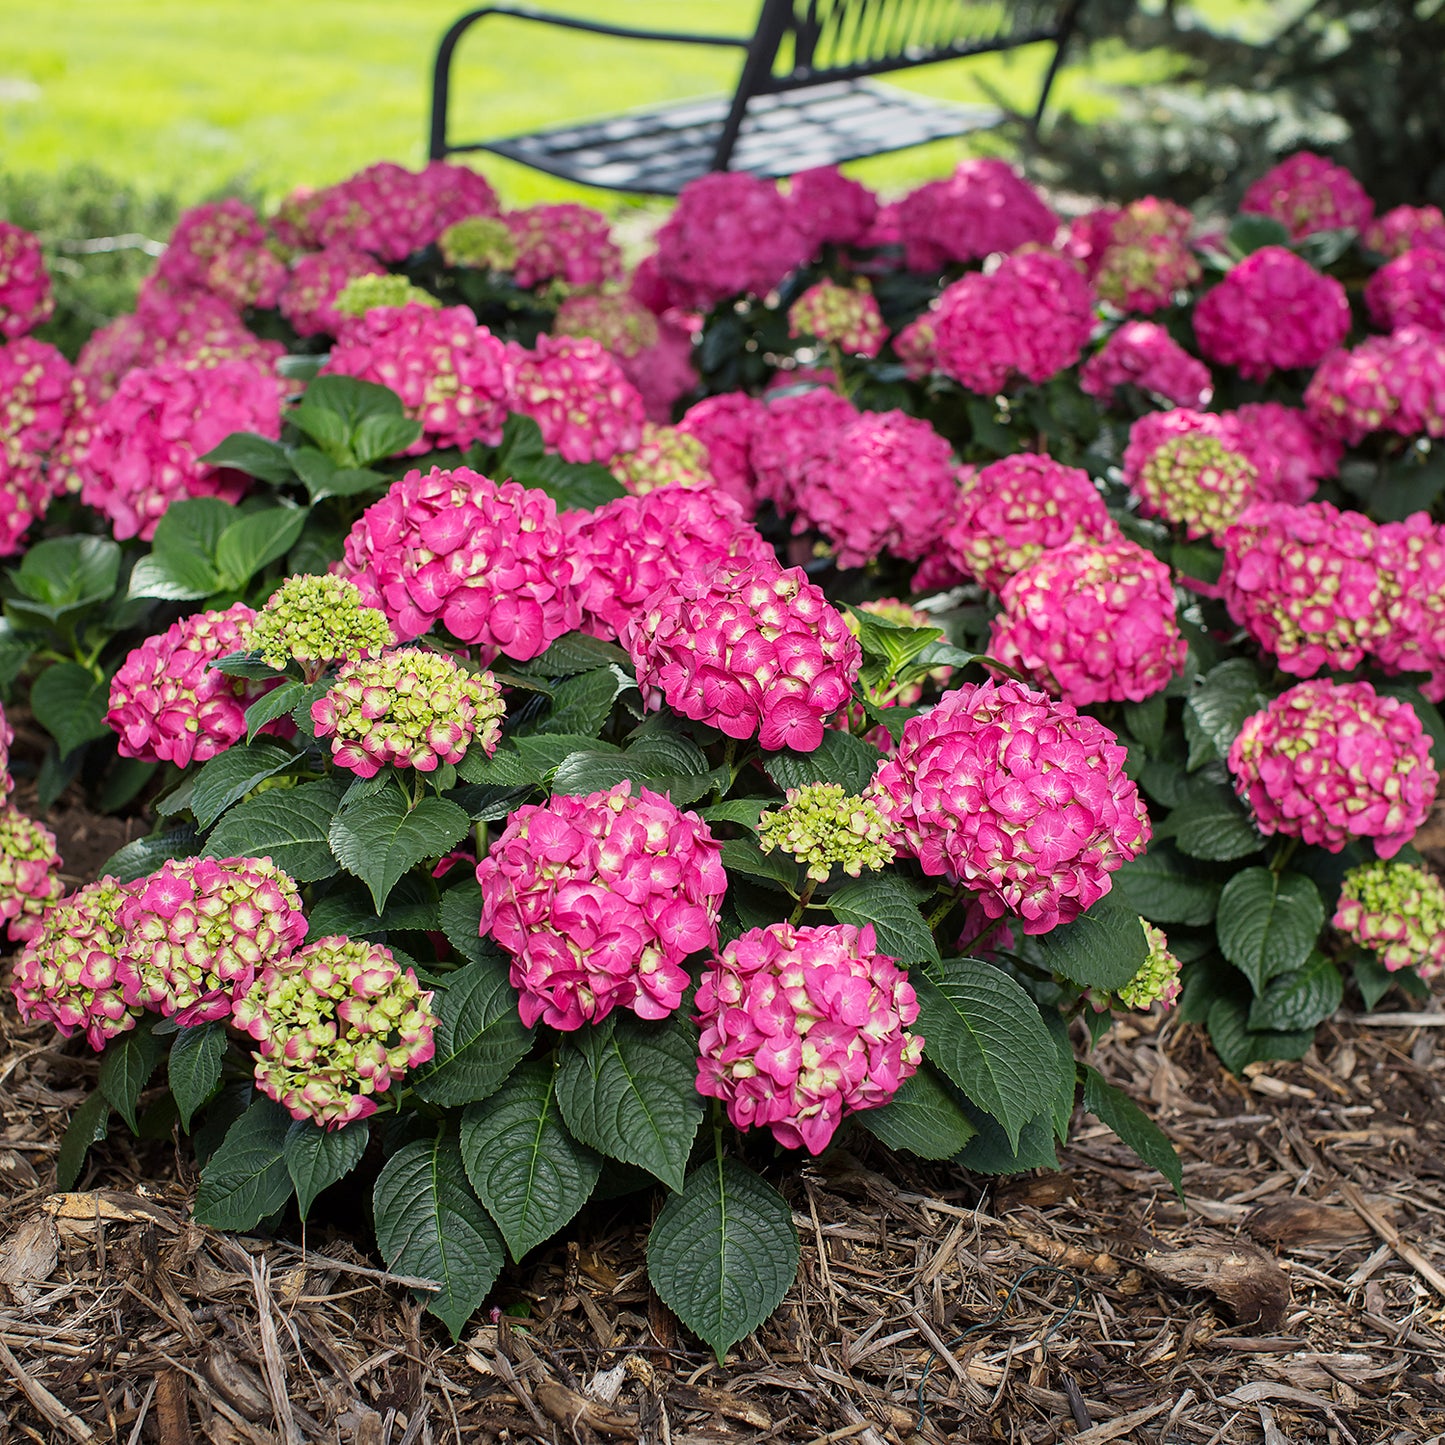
<box><xmin>428</xmin><ymin>0</ymin><xmax>1087</xmax><ymax>195</ymax></box>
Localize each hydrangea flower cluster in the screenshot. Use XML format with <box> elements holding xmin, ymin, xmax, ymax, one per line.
<box><xmin>106</xmin><ymin>603</ymin><xmax>282</xmax><ymax>767</ymax></box>
<box><xmin>1068</xmin><ymin>198</ymin><xmax>1201</xmax><ymax>313</ymax></box>
<box><xmin>1228</xmin><ymin>679</ymin><xmax>1438</xmax><ymax>857</ymax></box>
<box><xmin>932</xmin><ymin>249</ymin><xmax>1095</xmax><ymax>394</ymax></box>
<box><xmin>277</xmin><ymin>245</ymin><xmax>386</xmax><ymax>337</ymax></box>
<box><xmin>0</xmin><ymin>456</ymin><xmax>53</xmax><ymax>560</ymax></box>
<box><xmin>506</xmin><ymin>334</ymin><xmax>645</xmax><ymax>464</ymax></box>
<box><xmin>1122</xmin><ymin>409</ymin><xmax>1261</xmax><ymax>541</ymax></box>
<box><xmin>895</xmin><ymin>159</ymin><xmax>1057</xmax><ymax>270</ymax></box>
<box><xmin>553</xmin><ymin>291</ymin><xmax>659</xmax><ymax>359</ymax></box>
<box><xmin>249</xmin><ymin>573</ymin><xmax>396</xmax><ymax>676</ymax></box>
<box><xmin>439</xmin><ymin>213</ymin><xmax>518</xmax><ymax>270</ymax></box>
<box><xmin>0</xmin><ymin>222</ymin><xmax>55</xmax><ymax>338</ymax></box>
<box><xmin>567</xmin><ymin>485</ymin><xmax>772</xmax><ymax>640</ymax></box>
<box><xmin>1364</xmin><ymin>247</ymin><xmax>1445</xmax><ymax>335</ymax></box>
<box><xmin>1365</xmin><ymin>205</ymin><xmax>1445</xmax><ymax>259</ymax></box>
<box><xmin>1333</xmin><ymin>861</ymin><xmax>1445</xmax><ymax>977</ymax></box>
<box><xmin>610</xmin><ymin>423</ymin><xmax>714</xmax><ymax>495</ymax></box>
<box><xmin>1305</xmin><ymin>328</ymin><xmax>1445</xmax><ymax>442</ymax></box>
<box><xmin>117</xmin><ymin>857</ymin><xmax>307</xmax><ymax>1024</ymax></box>
<box><xmin>625</xmin><ymin>557</ymin><xmax>861</xmax><ymax>752</ymax></box>
<box><xmin>10</xmin><ymin>878</ymin><xmax>138</xmax><ymax>1051</ymax></box>
<box><xmin>694</xmin><ymin>921</ymin><xmax>923</xmax><ymax>1155</ymax></box>
<box><xmin>989</xmin><ymin>539</ymin><xmax>1186</xmax><ymax>706</ymax></box>
<box><xmin>234</xmin><ymin>937</ymin><xmax>438</xmax><ymax>1128</ymax></box>
<box><xmin>748</xmin><ymin>387</ymin><xmax>858</xmax><ymax>515</ymax></box>
<box><xmin>505</xmin><ymin>204</ymin><xmax>622</xmax><ymax>290</ymax></box>
<box><xmin>1193</xmin><ymin>247</ymin><xmax>1350</xmax><ymax>379</ymax></box>
<box><xmin>1119</xmin><ymin>922</ymin><xmax>1183</xmax><ymax>1011</ymax></box>
<box><xmin>333</xmin><ymin>273</ymin><xmax>442</xmax><ymax>319</ymax></box>
<box><xmin>154</xmin><ymin>199</ymin><xmax>287</xmax><ymax>310</ymax></box>
<box><xmin>1220</xmin><ymin>502</ymin><xmax>1388</xmax><ymax>676</ymax></box>
<box><xmin>78</xmin><ymin>359</ymin><xmax>282</xmax><ymax>540</ymax></box>
<box><xmin>653</xmin><ymin>172</ymin><xmax>810</xmax><ymax>309</ymax></box>
<box><xmin>868</xmin><ymin>680</ymin><xmax>1151</xmax><ymax>933</ymax></box>
<box><xmin>477</xmin><ymin>784</ymin><xmax>725</xmax><ymax>1030</ymax></box>
<box><xmin>1229</xmin><ymin>401</ymin><xmax>1339</xmax><ymax>504</ymax></box>
<box><xmin>1239</xmin><ymin>152</ymin><xmax>1374</xmax><ymax>240</ymax></box>
<box><xmin>0</xmin><ymin>337</ymin><xmax>77</xmax><ymax>469</ymax></box>
<box><xmin>0</xmin><ymin>805</ymin><xmax>64</xmax><ymax>945</ymax></box>
<box><xmin>1079</xmin><ymin>321</ymin><xmax>1212</xmax><ymax>408</ymax></box>
<box><xmin>676</xmin><ymin>393</ymin><xmax>765</xmax><ymax>509</ymax></box>
<box><xmin>787</xmin><ymin>166</ymin><xmax>879</xmax><ymax>251</ymax></box>
<box><xmin>1377</xmin><ymin>512</ymin><xmax>1445</xmax><ymax>701</ymax></box>
<box><xmin>323</xmin><ymin>302</ymin><xmax>508</xmax><ymax>452</ymax></box>
<box><xmin>787</xmin><ymin>279</ymin><xmax>886</xmax><ymax>357</ymax></box>
<box><xmin>339</xmin><ymin>466</ymin><xmax>583</xmax><ymax>659</ymax></box>
<box><xmin>311</xmin><ymin>647</ymin><xmax>505</xmax><ymax>777</ymax></box>
<box><xmin>944</xmin><ymin>453</ymin><xmax>1118</xmax><ymax>593</ymax></box>
<box><xmin>623</xmin><ymin>313</ymin><xmax>699</xmax><ymax>424</ymax></box>
<box><xmin>758</xmin><ymin>784</ymin><xmax>895</xmax><ymax>882</ymax></box>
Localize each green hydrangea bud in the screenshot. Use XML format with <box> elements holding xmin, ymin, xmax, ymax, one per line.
<box><xmin>1117</xmin><ymin>920</ymin><xmax>1182</xmax><ymax>1010</ymax></box>
<box><xmin>1138</xmin><ymin>433</ymin><xmax>1257</xmax><ymax>541</ymax></box>
<box><xmin>438</xmin><ymin>214</ymin><xmax>519</xmax><ymax>271</ymax></box>
<box><xmin>333</xmin><ymin>273</ymin><xmax>441</xmax><ymax>318</ymax></box>
<box><xmin>611</xmin><ymin>424</ymin><xmax>713</xmax><ymax>496</ymax></box>
<box><xmin>758</xmin><ymin>783</ymin><xmax>895</xmax><ymax>883</ymax></box>
<box><xmin>249</xmin><ymin>574</ymin><xmax>396</xmax><ymax>678</ymax></box>
<box><xmin>1334</xmin><ymin>860</ymin><xmax>1445</xmax><ymax>977</ymax></box>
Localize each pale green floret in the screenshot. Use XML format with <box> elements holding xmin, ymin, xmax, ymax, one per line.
<box><xmin>333</xmin><ymin>273</ymin><xmax>441</xmax><ymax>318</ymax></box>
<box><xmin>250</xmin><ymin>574</ymin><xmax>396</xmax><ymax>673</ymax></box>
<box><xmin>758</xmin><ymin>782</ymin><xmax>895</xmax><ymax>883</ymax></box>
<box><xmin>438</xmin><ymin>215</ymin><xmax>518</xmax><ymax>271</ymax></box>
<box><xmin>1117</xmin><ymin>920</ymin><xmax>1182</xmax><ymax>1010</ymax></box>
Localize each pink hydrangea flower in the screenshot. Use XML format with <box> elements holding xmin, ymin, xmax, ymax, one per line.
<box><xmin>1066</xmin><ymin>198</ymin><xmax>1201</xmax><ymax>313</ymax></box>
<box><xmin>695</xmin><ymin>921</ymin><xmax>923</xmax><ymax>1154</ymax></box>
<box><xmin>623</xmin><ymin>311</ymin><xmax>700</xmax><ymax>424</ymax></box>
<box><xmin>749</xmin><ymin>387</ymin><xmax>858</xmax><ymax>515</ymax></box>
<box><xmin>1228</xmin><ymin>401</ymin><xmax>1340</xmax><ymax>504</ymax></box>
<box><xmin>106</xmin><ymin>603</ymin><xmax>283</xmax><ymax>767</ymax></box>
<box><xmin>10</xmin><ymin>877</ymin><xmax>139</xmax><ymax>1051</ymax></box>
<box><xmin>0</xmin><ymin>222</ymin><xmax>55</xmax><ymax>339</ymax></box>
<box><xmin>1122</xmin><ymin>408</ymin><xmax>1262</xmax><ymax>541</ymax></box>
<box><xmin>117</xmin><ymin>856</ymin><xmax>307</xmax><ymax>1024</ymax></box>
<box><xmin>234</xmin><ymin>936</ymin><xmax>438</xmax><ymax>1128</ymax></box>
<box><xmin>868</xmin><ymin>680</ymin><xmax>1151</xmax><ymax>933</ymax></box>
<box><xmin>337</xmin><ymin>465</ymin><xmax>584</xmax><ymax>661</ymax></box>
<box><xmin>505</xmin><ymin>203</ymin><xmax>622</xmax><ymax>290</ymax></box>
<box><xmin>1305</xmin><ymin>328</ymin><xmax>1445</xmax><ymax>443</ymax></box>
<box><xmin>1364</xmin><ymin>205</ymin><xmax>1445</xmax><ymax>260</ymax></box>
<box><xmin>1079</xmin><ymin>321</ymin><xmax>1212</xmax><ymax>408</ymax></box>
<box><xmin>787</xmin><ymin>166</ymin><xmax>880</xmax><ymax>251</ymax></box>
<box><xmin>943</xmin><ymin>453</ymin><xmax>1118</xmax><ymax>594</ymax></box>
<box><xmin>0</xmin><ymin>455</ymin><xmax>54</xmax><ymax>559</ymax></box>
<box><xmin>891</xmin><ymin>310</ymin><xmax>938</xmax><ymax>379</ymax></box>
<box><xmin>1193</xmin><ymin>247</ymin><xmax>1350</xmax><ymax>380</ymax></box>
<box><xmin>989</xmin><ymin>539</ymin><xmax>1186</xmax><ymax>706</ymax></box>
<box><xmin>0</xmin><ymin>337</ymin><xmax>79</xmax><ymax>468</ymax></box>
<box><xmin>1333</xmin><ymin>860</ymin><xmax>1445</xmax><ymax>977</ymax></box>
<box><xmin>77</xmin><ymin>359</ymin><xmax>282</xmax><ymax>541</ymax></box>
<box><xmin>477</xmin><ymin>783</ymin><xmax>726</xmax><ymax>1031</ymax></box>
<box><xmin>506</xmin><ymin>334</ymin><xmax>646</xmax><ymax>463</ymax></box>
<box><xmin>154</xmin><ymin>199</ymin><xmax>287</xmax><ymax>309</ymax></box>
<box><xmin>1365</xmin><ymin>247</ymin><xmax>1445</xmax><ymax>334</ymax></box>
<box><xmin>279</xmin><ymin>245</ymin><xmax>387</xmax><ymax>337</ymax></box>
<box><xmin>677</xmin><ymin>392</ymin><xmax>766</xmax><ymax>509</ymax></box>
<box><xmin>896</xmin><ymin>159</ymin><xmax>1057</xmax><ymax>270</ymax></box>
<box><xmin>0</xmin><ymin>804</ymin><xmax>63</xmax><ymax>945</ymax></box>
<box><xmin>624</xmin><ymin>556</ymin><xmax>861</xmax><ymax>752</ymax></box>
<box><xmin>610</xmin><ymin>422</ymin><xmax>714</xmax><ymax>495</ymax></box>
<box><xmin>1239</xmin><ymin>152</ymin><xmax>1374</xmax><ymax>240</ymax></box>
<box><xmin>323</xmin><ymin>301</ymin><xmax>509</xmax><ymax>452</ymax></box>
<box><xmin>787</xmin><ymin>279</ymin><xmax>886</xmax><ymax>357</ymax></box>
<box><xmin>654</xmin><ymin>172</ymin><xmax>811</xmax><ymax>309</ymax></box>
<box><xmin>553</xmin><ymin>291</ymin><xmax>659</xmax><ymax>358</ymax></box>
<box><xmin>1230</xmin><ymin>680</ymin><xmax>1438</xmax><ymax>858</ymax></box>
<box><xmin>932</xmin><ymin>249</ymin><xmax>1095</xmax><ymax>394</ymax></box>
<box><xmin>1376</xmin><ymin>512</ymin><xmax>1445</xmax><ymax>702</ymax></box>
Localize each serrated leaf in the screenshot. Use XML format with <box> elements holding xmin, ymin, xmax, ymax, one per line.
<box><xmin>701</xmin><ymin>799</ymin><xmax>771</xmax><ymax>830</ymax></box>
<box><xmin>214</xmin><ymin>507</ymin><xmax>308</xmax><ymax>591</ymax></box>
<box><xmin>826</xmin><ymin>874</ymin><xmax>940</xmax><ymax>965</ymax></box>
<box><xmin>461</xmin><ymin>1062</ymin><xmax>602</xmax><ymax>1261</ymax></box>
<box><xmin>1167</xmin><ymin>793</ymin><xmax>1264</xmax><ymax>861</ymax></box>
<box><xmin>56</xmin><ymin>1092</ymin><xmax>110</xmax><ymax>1191</ymax></box>
<box><xmin>188</xmin><ymin>742</ymin><xmax>298</xmax><ymax>829</ymax></box>
<box><xmin>555</xmin><ymin>1014</ymin><xmax>703</xmax><ymax>1192</ymax></box>
<box><xmin>31</xmin><ymin>663</ymin><xmax>111</xmax><ymax>758</ymax></box>
<box><xmin>856</xmin><ymin>1065</ymin><xmax>978</xmax><ymax>1158</ymax></box>
<box><xmin>1183</xmin><ymin>658</ymin><xmax>1267</xmax><ymax>769</ymax></box>
<box><xmin>1352</xmin><ymin>954</ymin><xmax>1399</xmax><ymax>1012</ymax></box>
<box><xmin>193</xmin><ymin>1098</ymin><xmax>295</xmax><ymax>1230</ymax></box>
<box><xmin>647</xmin><ymin>1157</ymin><xmax>799</xmax><ymax>1360</ymax></box>
<box><xmin>955</xmin><ymin>1108</ymin><xmax>1058</xmax><ymax>1175</ymax></box>
<box><xmin>200</xmin><ymin>432</ymin><xmax>295</xmax><ymax>485</ymax></box>
<box><xmin>351</xmin><ymin>413</ymin><xmax>423</xmax><ymax>466</ymax></box>
<box><xmin>1216</xmin><ymin>868</ymin><xmax>1325</xmax><ymax>993</ymax></box>
<box><xmin>102</xmin><ymin>826</ymin><xmax>200</xmax><ymax>883</ymax></box>
<box><xmin>1206</xmin><ymin>995</ymin><xmax>1314</xmax><ymax>1076</ymax></box>
<box><xmin>437</xmin><ymin>882</ymin><xmax>493</xmax><ymax>966</ymax></box>
<box><xmin>523</xmin><ymin>633</ymin><xmax>631</xmax><ymax>677</ymax></box>
<box><xmin>328</xmin><ymin>790</ymin><xmax>470</xmax><ymax>912</ymax></box>
<box><xmin>533</xmin><ymin>666</ymin><xmax>629</xmax><ymax>737</ymax></box>
<box><xmin>373</xmin><ymin>1136</ymin><xmax>503</xmax><ymax>1338</ymax></box>
<box><xmin>169</xmin><ymin>1023</ymin><xmax>227</xmax><ymax>1131</ymax></box>
<box><xmin>913</xmin><ymin>961</ymin><xmax>1055</xmax><ymax>1149</ymax></box>
<box><xmin>1031</xmin><ymin>893</ymin><xmax>1149</xmax><ymax>991</ymax></box>
<box><xmin>1123</xmin><ymin>693</ymin><xmax>1167</xmax><ymax>754</ymax></box>
<box><xmin>1040</xmin><ymin>1007</ymin><xmax>1078</xmax><ymax>1143</ymax></box>
<box><xmin>764</xmin><ymin>730</ymin><xmax>881</xmax><ymax>796</ymax></box>
<box><xmin>204</xmin><ymin>776</ymin><xmax>346</xmax><ymax>882</ymax></box>
<box><xmin>1112</xmin><ymin>843</ymin><xmax>1221</xmax><ymax>926</ymax></box>
<box><xmin>720</xmin><ymin>835</ymin><xmax>799</xmax><ymax>892</ymax></box>
<box><xmin>99</xmin><ymin>1023</ymin><xmax>164</xmax><ymax>1133</ymax></box>
<box><xmin>412</xmin><ymin>957</ymin><xmax>534</xmax><ymax>1107</ymax></box>
<box><xmin>244</xmin><ymin>678</ymin><xmax>307</xmax><ymax>742</ymax></box>
<box><xmin>1082</xmin><ymin>1067</ymin><xmax>1183</xmax><ymax>1200</ymax></box>
<box><xmin>551</xmin><ymin>732</ymin><xmax>722</xmax><ymax>804</ymax></box>
<box><xmin>127</xmin><ymin>551</ymin><xmax>220</xmax><ymax>602</ymax></box>
<box><xmin>305</xmin><ymin>875</ymin><xmax>439</xmax><ymax>941</ymax></box>
<box><xmin>284</xmin><ymin>1118</ymin><xmax>369</xmax><ymax>1220</ymax></box>
<box><xmin>1247</xmin><ymin>951</ymin><xmax>1342</xmax><ymax>1032</ymax></box>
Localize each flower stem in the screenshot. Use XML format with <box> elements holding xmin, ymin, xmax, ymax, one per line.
<box><xmin>789</xmin><ymin>879</ymin><xmax>818</xmax><ymax>926</ymax></box>
<box><xmin>1270</xmin><ymin>836</ymin><xmax>1299</xmax><ymax>875</ymax></box>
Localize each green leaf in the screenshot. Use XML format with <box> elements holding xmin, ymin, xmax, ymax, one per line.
<box><xmin>102</xmin><ymin>825</ymin><xmax>200</xmax><ymax>883</ymax></box>
<box><xmin>302</xmin><ymin>374</ymin><xmax>407</xmax><ymax>424</ymax></box>
<box><xmin>1216</xmin><ymin>868</ymin><xmax>1325</xmax><ymax>993</ymax></box>
<box><xmin>203</xmin><ymin>776</ymin><xmax>347</xmax><ymax>882</ymax></box>
<box><xmin>1167</xmin><ymin>793</ymin><xmax>1264</xmax><ymax>861</ymax></box>
<box><xmin>99</xmin><ymin>1023</ymin><xmax>164</xmax><ymax>1133</ymax></box>
<box><xmin>523</xmin><ymin>633</ymin><xmax>631</xmax><ymax>678</ymax></box>
<box><xmin>188</xmin><ymin>742</ymin><xmax>298</xmax><ymax>830</ymax></box>
<box><xmin>1170</xmin><ymin>541</ymin><xmax>1224</xmax><ymax>590</ymax></box>
<box><xmin>56</xmin><ymin>1091</ymin><xmax>110</xmax><ymax>1191</ymax></box>
<box><xmin>1183</xmin><ymin>659</ymin><xmax>1267</xmax><ymax>769</ymax></box>
<box><xmin>1122</xmin><ymin>693</ymin><xmax>1167</xmax><ymax>755</ymax></box>
<box><xmin>151</xmin><ymin>496</ymin><xmax>233</xmax><ymax>562</ymax></box>
<box><xmin>1082</xmin><ymin>1067</ymin><xmax>1183</xmax><ymax>1201</ymax></box>
<box><xmin>555</xmin><ymin>1014</ymin><xmax>703</xmax><ymax>1193</ymax></box>
<box><xmin>9</xmin><ymin>536</ymin><xmax>121</xmax><ymax>621</ymax></box>
<box><xmin>214</xmin><ymin>507</ymin><xmax>308</xmax><ymax>591</ymax></box>
<box><xmin>1112</xmin><ymin>843</ymin><xmax>1221</xmax><ymax>927</ymax></box>
<box><xmin>1040</xmin><ymin>1008</ymin><xmax>1078</xmax><ymax>1143</ymax></box>
<box><xmin>647</xmin><ymin>1157</ymin><xmax>799</xmax><ymax>1361</ymax></box>
<box><xmin>373</xmin><ymin>1136</ymin><xmax>504</xmax><ymax>1339</ymax></box>
<box><xmin>551</xmin><ymin>733</ymin><xmax>722</xmax><ymax>805</ymax></box>
<box><xmin>328</xmin><ymin>790</ymin><xmax>470</xmax><ymax>912</ymax></box>
<box><xmin>200</xmin><ymin>432</ymin><xmax>296</xmax><ymax>485</ymax></box>
<box><xmin>720</xmin><ymin>835</ymin><xmax>799</xmax><ymax>892</ymax></box>
<box><xmin>412</xmin><ymin>956</ymin><xmax>534</xmax><ymax>1107</ymax></box>
<box><xmin>1228</xmin><ymin>213</ymin><xmax>1292</xmax><ymax>255</ymax></box>
<box><xmin>244</xmin><ymin>679</ymin><xmax>307</xmax><ymax>742</ymax></box>
<box><xmin>284</xmin><ymin>1118</ymin><xmax>369</xmax><ymax>1220</ymax></box>
<box><xmin>955</xmin><ymin>1108</ymin><xmax>1058</xmax><ymax>1175</ymax></box>
<box><xmin>127</xmin><ymin>551</ymin><xmax>221</xmax><ymax>602</ymax></box>
<box><xmin>306</xmin><ymin>874</ymin><xmax>439</xmax><ymax>941</ymax></box>
<box><xmin>1206</xmin><ymin>995</ymin><xmax>1314</xmax><ymax>1076</ymax></box>
<box><xmin>1031</xmin><ymin>893</ymin><xmax>1149</xmax><ymax>991</ymax></box>
<box><xmin>193</xmin><ymin>1098</ymin><xmax>295</xmax><ymax>1230</ymax></box>
<box><xmin>1352</xmin><ymin>954</ymin><xmax>1399</xmax><ymax>1011</ymax></box>
<box><xmin>30</xmin><ymin>663</ymin><xmax>111</xmax><ymax>758</ymax></box>
<box><xmin>826</xmin><ymin>874</ymin><xmax>940</xmax><ymax>966</ymax></box>
<box><xmin>437</xmin><ymin>883</ymin><xmax>494</xmax><ymax>966</ymax></box>
<box><xmin>856</xmin><ymin>1065</ymin><xmax>978</xmax><ymax>1159</ymax></box>
<box><xmin>460</xmin><ymin>1062</ymin><xmax>602</xmax><ymax>1262</ymax></box>
<box><xmin>351</xmin><ymin>413</ymin><xmax>424</xmax><ymax>466</ymax></box>
<box><xmin>913</xmin><ymin>961</ymin><xmax>1057</xmax><ymax>1150</ymax></box>
<box><xmin>764</xmin><ymin>730</ymin><xmax>881</xmax><ymax>796</ymax></box>
<box><xmin>701</xmin><ymin>798</ymin><xmax>771</xmax><ymax>830</ymax></box>
<box><xmin>532</xmin><ymin>666</ymin><xmax>629</xmax><ymax>737</ymax></box>
<box><xmin>1247</xmin><ymin>951</ymin><xmax>1343</xmax><ymax>1032</ymax></box>
<box><xmin>510</xmin><ymin>455</ymin><xmax>626</xmax><ymax>511</ymax></box>
<box><xmin>169</xmin><ymin>1023</ymin><xmax>227</xmax><ymax>1131</ymax></box>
